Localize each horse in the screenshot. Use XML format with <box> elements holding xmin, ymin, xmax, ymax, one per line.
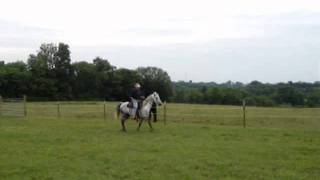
<box><xmin>116</xmin><ymin>92</ymin><xmax>163</xmax><ymax>132</ymax></box>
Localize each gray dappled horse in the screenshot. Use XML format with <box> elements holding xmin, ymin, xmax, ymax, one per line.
<box><xmin>116</xmin><ymin>92</ymin><xmax>163</xmax><ymax>132</ymax></box>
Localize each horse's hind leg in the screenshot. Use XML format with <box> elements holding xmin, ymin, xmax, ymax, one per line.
<box><xmin>137</xmin><ymin>119</ymin><xmax>143</xmax><ymax>131</ymax></box>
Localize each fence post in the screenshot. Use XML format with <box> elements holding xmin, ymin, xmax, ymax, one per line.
<box><xmin>57</xmin><ymin>102</ymin><xmax>61</xmax><ymax>118</ymax></box>
<box><xmin>103</xmin><ymin>101</ymin><xmax>106</xmax><ymax>121</ymax></box>
<box><xmin>163</xmin><ymin>101</ymin><xmax>167</xmax><ymax>125</ymax></box>
<box><xmin>242</xmin><ymin>99</ymin><xmax>246</xmax><ymax>128</ymax></box>
<box><xmin>23</xmin><ymin>95</ymin><xmax>27</xmax><ymax>118</ymax></box>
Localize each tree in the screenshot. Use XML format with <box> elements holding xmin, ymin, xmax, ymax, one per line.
<box><xmin>205</xmin><ymin>88</ymin><xmax>223</xmax><ymax>104</ymax></box>
<box><xmin>93</xmin><ymin>57</ymin><xmax>115</xmax><ymax>73</ymax></box>
<box><xmin>171</xmin><ymin>89</ymin><xmax>186</xmax><ymax>102</ymax></box>
<box><xmin>246</xmin><ymin>81</ymin><xmax>275</xmax><ymax>96</ymax></box>
<box><xmin>112</xmin><ymin>68</ymin><xmax>140</xmax><ymax>101</ymax></box>
<box><xmin>72</xmin><ymin>61</ymin><xmax>98</xmax><ymax>99</ymax></box>
<box><xmin>274</xmin><ymin>86</ymin><xmax>304</xmax><ymax>106</ymax></box>
<box><xmin>38</xmin><ymin>43</ymin><xmax>58</xmax><ymax>69</ymax></box>
<box><xmin>93</xmin><ymin>57</ymin><xmax>116</xmax><ymax>99</ymax></box>
<box><xmin>186</xmin><ymin>90</ymin><xmax>203</xmax><ymax>103</ymax></box>
<box><xmin>221</xmin><ymin>88</ymin><xmax>243</xmax><ymax>105</ymax></box>
<box><xmin>54</xmin><ymin>43</ymin><xmax>71</xmax><ymax>70</ymax></box>
<box><xmin>26</xmin><ymin>52</ymin><xmax>57</xmax><ymax>99</ymax></box>
<box><xmin>307</xmin><ymin>89</ymin><xmax>320</xmax><ymax>107</ymax></box>
<box><xmin>246</xmin><ymin>96</ymin><xmax>275</xmax><ymax>106</ymax></box>
<box><xmin>0</xmin><ymin>61</ymin><xmax>31</xmax><ymax>97</ymax></box>
<box><xmin>54</xmin><ymin>43</ymin><xmax>73</xmax><ymax>99</ymax></box>
<box><xmin>136</xmin><ymin>67</ymin><xmax>173</xmax><ymax>100</ymax></box>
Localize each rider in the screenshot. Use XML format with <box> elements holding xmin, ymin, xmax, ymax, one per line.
<box><xmin>129</xmin><ymin>83</ymin><xmax>145</xmax><ymax>119</ymax></box>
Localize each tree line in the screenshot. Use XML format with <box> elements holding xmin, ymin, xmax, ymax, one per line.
<box><xmin>1</xmin><ymin>42</ymin><xmax>319</xmax><ymax>107</ymax></box>
<box><xmin>0</xmin><ymin>43</ymin><xmax>172</xmax><ymax>101</ymax></box>
<box><xmin>172</xmin><ymin>81</ymin><xmax>320</xmax><ymax>107</ymax></box>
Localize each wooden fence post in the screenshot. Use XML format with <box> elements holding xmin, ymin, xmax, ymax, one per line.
<box><xmin>23</xmin><ymin>95</ymin><xmax>27</xmax><ymax>118</ymax></box>
<box><xmin>103</xmin><ymin>101</ymin><xmax>106</xmax><ymax>121</ymax></box>
<box><xmin>163</xmin><ymin>101</ymin><xmax>167</xmax><ymax>125</ymax></box>
<box><xmin>242</xmin><ymin>99</ymin><xmax>246</xmax><ymax>128</ymax></box>
<box><xmin>57</xmin><ymin>102</ymin><xmax>61</xmax><ymax>118</ymax></box>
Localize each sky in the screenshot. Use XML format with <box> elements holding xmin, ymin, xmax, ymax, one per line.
<box><xmin>0</xmin><ymin>0</ymin><xmax>319</xmax><ymax>83</ymax></box>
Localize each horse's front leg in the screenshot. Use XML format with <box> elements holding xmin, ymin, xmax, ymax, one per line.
<box><xmin>121</xmin><ymin>115</ymin><xmax>127</xmax><ymax>132</ymax></box>
<box><xmin>137</xmin><ymin>118</ymin><xmax>143</xmax><ymax>131</ymax></box>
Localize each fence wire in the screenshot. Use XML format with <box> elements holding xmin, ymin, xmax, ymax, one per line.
<box><xmin>0</xmin><ymin>98</ymin><xmax>25</xmax><ymax>117</ymax></box>
<box><xmin>1</xmin><ymin>101</ymin><xmax>319</xmax><ymax>129</ymax></box>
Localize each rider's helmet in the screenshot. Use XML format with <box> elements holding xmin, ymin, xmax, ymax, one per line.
<box><xmin>134</xmin><ymin>83</ymin><xmax>141</xmax><ymax>88</ymax></box>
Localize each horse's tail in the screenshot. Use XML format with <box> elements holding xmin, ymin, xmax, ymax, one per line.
<box><xmin>116</xmin><ymin>103</ymin><xmax>121</xmax><ymax>119</ymax></box>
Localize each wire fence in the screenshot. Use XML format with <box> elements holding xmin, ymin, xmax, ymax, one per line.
<box><xmin>1</xmin><ymin>95</ymin><xmax>319</xmax><ymax>129</ymax></box>
<box><xmin>26</xmin><ymin>101</ymin><xmax>117</xmax><ymax>120</ymax></box>
<box><xmin>0</xmin><ymin>96</ymin><xmax>26</xmax><ymax>117</ymax></box>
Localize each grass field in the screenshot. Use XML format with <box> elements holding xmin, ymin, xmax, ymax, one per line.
<box><xmin>0</xmin><ymin>102</ymin><xmax>320</xmax><ymax>179</ymax></box>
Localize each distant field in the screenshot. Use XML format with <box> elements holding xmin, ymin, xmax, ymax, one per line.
<box><xmin>0</xmin><ymin>102</ymin><xmax>319</xmax><ymax>179</ymax></box>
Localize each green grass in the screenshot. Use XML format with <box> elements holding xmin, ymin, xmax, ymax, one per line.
<box><xmin>0</xmin><ymin>102</ymin><xmax>320</xmax><ymax>179</ymax></box>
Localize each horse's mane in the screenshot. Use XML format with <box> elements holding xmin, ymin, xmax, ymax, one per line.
<box><xmin>143</xmin><ymin>93</ymin><xmax>154</xmax><ymax>106</ymax></box>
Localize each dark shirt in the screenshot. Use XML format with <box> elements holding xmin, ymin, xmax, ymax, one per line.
<box><xmin>130</xmin><ymin>88</ymin><xmax>144</xmax><ymax>100</ymax></box>
<box><xmin>149</xmin><ymin>102</ymin><xmax>157</xmax><ymax>122</ymax></box>
<box><xmin>151</xmin><ymin>102</ymin><xmax>157</xmax><ymax>111</ymax></box>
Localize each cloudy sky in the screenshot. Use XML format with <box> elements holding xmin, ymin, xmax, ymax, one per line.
<box><xmin>0</xmin><ymin>0</ymin><xmax>319</xmax><ymax>83</ymax></box>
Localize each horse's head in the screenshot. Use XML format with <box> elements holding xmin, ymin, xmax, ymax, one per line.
<box><xmin>152</xmin><ymin>92</ymin><xmax>163</xmax><ymax>106</ymax></box>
